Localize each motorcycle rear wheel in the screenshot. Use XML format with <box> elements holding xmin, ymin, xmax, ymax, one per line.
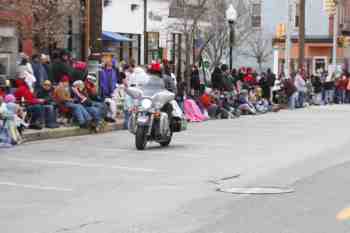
<box><xmin>135</xmin><ymin>127</ymin><xmax>147</xmax><ymax>150</ymax></box>
<box><xmin>159</xmin><ymin>132</ymin><xmax>173</xmax><ymax>147</ymax></box>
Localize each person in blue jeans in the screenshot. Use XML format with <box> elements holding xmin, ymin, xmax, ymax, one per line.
<box><xmin>54</xmin><ymin>77</ymin><xmax>92</xmax><ymax>128</ymax></box>
<box><xmin>72</xmin><ymin>80</ymin><xmax>103</xmax><ymax>131</ymax></box>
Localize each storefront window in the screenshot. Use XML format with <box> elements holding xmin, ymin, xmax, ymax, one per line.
<box><xmin>0</xmin><ymin>54</ymin><xmax>10</xmax><ymax>78</ymax></box>
<box><xmin>147</xmin><ymin>32</ymin><xmax>160</xmax><ymax>62</ymax></box>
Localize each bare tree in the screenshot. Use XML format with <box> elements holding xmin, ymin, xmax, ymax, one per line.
<box><xmin>168</xmin><ymin>0</ymin><xmax>209</xmax><ymax>91</ymax></box>
<box><xmin>239</xmin><ymin>31</ymin><xmax>272</xmax><ymax>72</ymax></box>
<box><xmin>31</xmin><ymin>0</ymin><xmax>81</xmax><ymax>52</ymax></box>
<box><xmin>202</xmin><ymin>0</ymin><xmax>255</xmax><ymax>70</ymax></box>
<box><xmin>0</xmin><ymin>0</ymin><xmax>81</xmax><ymax>52</ymax></box>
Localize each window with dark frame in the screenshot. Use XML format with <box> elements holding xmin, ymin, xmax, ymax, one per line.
<box><xmin>252</xmin><ymin>3</ymin><xmax>262</xmax><ymax>28</ymax></box>
<box><xmin>295</xmin><ymin>3</ymin><xmax>300</xmax><ymax>28</ymax></box>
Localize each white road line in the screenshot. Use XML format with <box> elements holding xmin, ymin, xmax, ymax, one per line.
<box><xmin>5</xmin><ymin>158</ymin><xmax>158</xmax><ymax>173</ymax></box>
<box><xmin>0</xmin><ymin>182</ymin><xmax>73</xmax><ymax>192</ymax></box>
<box><xmin>18</xmin><ymin>147</ymin><xmax>209</xmax><ymax>159</ymax></box>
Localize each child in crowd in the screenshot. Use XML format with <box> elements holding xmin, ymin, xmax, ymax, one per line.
<box><xmin>0</xmin><ymin>95</ymin><xmax>24</xmax><ymax>147</ymax></box>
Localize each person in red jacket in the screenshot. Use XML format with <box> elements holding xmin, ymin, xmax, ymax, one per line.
<box><xmin>336</xmin><ymin>74</ymin><xmax>348</xmax><ymax>104</ymax></box>
<box><xmin>14</xmin><ymin>79</ymin><xmax>46</xmax><ymax>129</ymax></box>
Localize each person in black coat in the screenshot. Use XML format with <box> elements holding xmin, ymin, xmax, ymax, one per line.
<box><xmin>211</xmin><ymin>66</ymin><xmax>223</xmax><ymax>91</ymax></box>
<box><xmin>190</xmin><ymin>65</ymin><xmax>201</xmax><ymax>95</ymax></box>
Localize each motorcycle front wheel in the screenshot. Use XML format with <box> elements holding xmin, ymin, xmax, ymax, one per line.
<box><xmin>135</xmin><ymin>126</ymin><xmax>148</xmax><ymax>150</ymax></box>
<box><xmin>159</xmin><ymin>132</ymin><xmax>173</xmax><ymax>147</ymax></box>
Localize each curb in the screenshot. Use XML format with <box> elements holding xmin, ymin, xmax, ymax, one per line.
<box><xmin>23</xmin><ymin>122</ymin><xmax>124</xmax><ymax>143</ymax></box>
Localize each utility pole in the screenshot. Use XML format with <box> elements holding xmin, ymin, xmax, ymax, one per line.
<box><xmin>285</xmin><ymin>0</ymin><xmax>292</xmax><ymax>79</ymax></box>
<box><xmin>299</xmin><ymin>0</ymin><xmax>306</xmax><ymax>70</ymax></box>
<box><xmin>333</xmin><ymin>2</ymin><xmax>339</xmax><ymax>69</ymax></box>
<box><xmin>144</xmin><ymin>0</ymin><xmax>148</xmax><ymax>65</ymax></box>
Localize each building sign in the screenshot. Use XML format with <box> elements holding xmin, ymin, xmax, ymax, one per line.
<box><xmin>149</xmin><ymin>11</ymin><xmax>162</xmax><ymax>22</ymax></box>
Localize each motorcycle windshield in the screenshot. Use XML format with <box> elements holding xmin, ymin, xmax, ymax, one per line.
<box><xmin>141</xmin><ymin>74</ymin><xmax>166</xmax><ymax>97</ymax></box>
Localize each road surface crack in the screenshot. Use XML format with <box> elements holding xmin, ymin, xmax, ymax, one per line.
<box><xmin>53</xmin><ymin>220</ymin><xmax>103</xmax><ymax>233</ymax></box>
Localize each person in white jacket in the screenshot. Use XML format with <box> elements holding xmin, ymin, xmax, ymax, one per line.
<box><xmin>17</xmin><ymin>53</ymin><xmax>36</xmax><ymax>92</ymax></box>
<box><xmin>294</xmin><ymin>71</ymin><xmax>307</xmax><ymax>108</ymax></box>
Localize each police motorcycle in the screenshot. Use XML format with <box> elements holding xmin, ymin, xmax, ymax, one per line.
<box><xmin>126</xmin><ymin>65</ymin><xmax>186</xmax><ymax>150</ymax></box>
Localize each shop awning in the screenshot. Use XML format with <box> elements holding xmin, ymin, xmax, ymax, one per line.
<box><xmin>102</xmin><ymin>31</ymin><xmax>133</xmax><ymax>43</ymax></box>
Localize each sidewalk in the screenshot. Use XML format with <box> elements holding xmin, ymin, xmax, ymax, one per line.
<box><xmin>23</xmin><ymin>120</ymin><xmax>124</xmax><ymax>142</ymax></box>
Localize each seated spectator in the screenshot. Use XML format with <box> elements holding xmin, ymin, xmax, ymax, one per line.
<box><xmin>35</xmin><ymin>80</ymin><xmax>59</xmax><ymax>128</ymax></box>
<box><xmin>251</xmin><ymin>87</ymin><xmax>269</xmax><ymax>113</ymax></box>
<box><xmin>200</xmin><ymin>88</ymin><xmax>221</xmax><ymax>118</ymax></box>
<box><xmin>238</xmin><ymin>89</ymin><xmax>256</xmax><ymax>115</ymax></box>
<box><xmin>54</xmin><ymin>76</ymin><xmax>92</xmax><ymax>128</ymax></box>
<box><xmin>14</xmin><ymin>78</ymin><xmax>46</xmax><ymax>130</ymax></box>
<box><xmin>72</xmin><ymin>80</ymin><xmax>103</xmax><ymax>131</ymax></box>
<box><xmin>84</xmin><ymin>75</ymin><xmax>111</xmax><ymax>122</ymax></box>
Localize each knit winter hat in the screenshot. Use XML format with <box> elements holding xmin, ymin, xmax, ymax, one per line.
<box><xmin>4</xmin><ymin>94</ymin><xmax>16</xmax><ymax>103</ymax></box>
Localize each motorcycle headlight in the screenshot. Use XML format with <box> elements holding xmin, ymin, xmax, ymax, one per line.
<box><xmin>140</xmin><ymin>98</ymin><xmax>153</xmax><ymax>110</ymax></box>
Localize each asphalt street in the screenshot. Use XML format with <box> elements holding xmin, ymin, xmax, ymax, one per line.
<box><xmin>1</xmin><ymin>105</ymin><xmax>350</xmax><ymax>233</ymax></box>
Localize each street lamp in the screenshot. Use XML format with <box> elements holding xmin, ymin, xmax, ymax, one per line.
<box><xmin>226</xmin><ymin>4</ymin><xmax>237</xmax><ymax>70</ymax></box>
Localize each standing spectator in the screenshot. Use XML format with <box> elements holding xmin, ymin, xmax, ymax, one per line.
<box><xmin>41</xmin><ymin>54</ymin><xmax>51</xmax><ymax>77</ymax></box>
<box><xmin>323</xmin><ymin>72</ymin><xmax>335</xmax><ymax>104</ymax></box>
<box><xmin>335</xmin><ymin>74</ymin><xmax>348</xmax><ymax>104</ymax></box>
<box><xmin>99</xmin><ymin>60</ymin><xmax>119</xmax><ymax>100</ymax></box>
<box><xmin>294</xmin><ymin>71</ymin><xmax>307</xmax><ymax>108</ymax></box>
<box><xmin>312</xmin><ymin>75</ymin><xmax>323</xmax><ymax>105</ymax></box>
<box><xmin>283</xmin><ymin>78</ymin><xmax>298</xmax><ymax>109</ymax></box>
<box><xmin>31</xmin><ymin>54</ymin><xmax>48</xmax><ymax>91</ymax></box>
<box><xmin>243</xmin><ymin>71</ymin><xmax>257</xmax><ymax>87</ymax></box>
<box><xmin>221</xmin><ymin>64</ymin><xmax>235</xmax><ymax>92</ymax></box>
<box><xmin>50</xmin><ymin>49</ymin><xmax>86</xmax><ymax>84</ymax></box>
<box><xmin>211</xmin><ymin>67</ymin><xmax>223</xmax><ymax>91</ymax></box>
<box><xmin>35</xmin><ymin>80</ymin><xmax>59</xmax><ymax>128</ymax></box>
<box><xmin>190</xmin><ymin>65</ymin><xmax>201</xmax><ymax>95</ymax></box>
<box><xmin>17</xmin><ymin>53</ymin><xmax>36</xmax><ymax>92</ymax></box>
<box><xmin>163</xmin><ymin>64</ymin><xmax>177</xmax><ymax>94</ymax></box>
<box><xmin>54</xmin><ymin>76</ymin><xmax>92</xmax><ymax>128</ymax></box>
<box><xmin>259</xmin><ymin>73</ymin><xmax>271</xmax><ymax>101</ymax></box>
<box><xmin>346</xmin><ymin>75</ymin><xmax>350</xmax><ymax>103</ymax></box>
<box><xmin>266</xmin><ymin>68</ymin><xmax>276</xmax><ymax>102</ymax></box>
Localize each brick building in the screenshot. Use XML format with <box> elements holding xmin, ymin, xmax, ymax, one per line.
<box><xmin>0</xmin><ymin>0</ymin><xmax>33</xmax><ymax>78</ymax></box>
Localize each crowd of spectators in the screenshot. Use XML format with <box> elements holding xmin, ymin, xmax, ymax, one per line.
<box><xmin>0</xmin><ymin>50</ymin><xmax>131</xmax><ymax>147</ymax></box>
<box><xmin>1</xmin><ymin>49</ymin><xmax>350</xmax><ymax>148</ymax></box>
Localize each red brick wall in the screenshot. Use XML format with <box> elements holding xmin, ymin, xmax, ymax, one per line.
<box><xmin>0</xmin><ymin>0</ymin><xmax>33</xmax><ymax>56</ymax></box>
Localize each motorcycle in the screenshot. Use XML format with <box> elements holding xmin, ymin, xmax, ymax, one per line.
<box><xmin>126</xmin><ymin>74</ymin><xmax>186</xmax><ymax>150</ymax></box>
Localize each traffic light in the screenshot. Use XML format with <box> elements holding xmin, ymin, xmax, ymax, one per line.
<box><xmin>276</xmin><ymin>23</ymin><xmax>286</xmax><ymax>39</ymax></box>
<box><xmin>337</xmin><ymin>36</ymin><xmax>345</xmax><ymax>48</ymax></box>
<box><xmin>324</xmin><ymin>0</ymin><xmax>337</xmax><ymax>16</ymax></box>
